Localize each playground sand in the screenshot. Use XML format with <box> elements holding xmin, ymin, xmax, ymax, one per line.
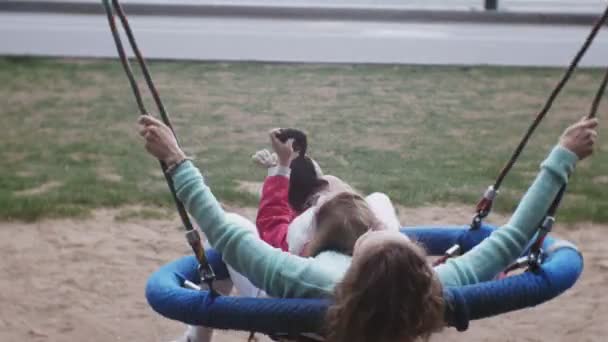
<box><xmin>0</xmin><ymin>205</ymin><xmax>606</xmax><ymax>342</ymax></box>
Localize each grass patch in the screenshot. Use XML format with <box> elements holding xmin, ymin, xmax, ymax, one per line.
<box><xmin>1</xmin><ymin>57</ymin><xmax>607</xmax><ymax>223</ymax></box>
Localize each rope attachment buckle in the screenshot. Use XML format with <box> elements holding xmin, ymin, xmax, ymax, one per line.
<box><xmin>526</xmin><ymin>216</ymin><xmax>555</xmax><ymax>270</ymax></box>
<box><xmin>445</xmin><ymin>244</ymin><xmax>461</xmax><ymax>257</ymax></box>
<box><xmin>432</xmin><ymin>244</ymin><xmax>461</xmax><ymax>267</ymax></box>
<box><xmin>185</xmin><ymin>229</ymin><xmax>216</xmax><ymax>288</ymax></box>
<box><xmin>471</xmin><ymin>186</ymin><xmax>498</xmax><ymax>230</ymax></box>
<box><xmin>199</xmin><ymin>264</ymin><xmax>216</xmax><ymax>287</ymax></box>
<box><xmin>537</xmin><ymin>215</ymin><xmax>555</xmax><ymax>239</ymax></box>
<box><xmin>501</xmin><ymin>216</ymin><xmax>555</xmax><ymax>276</ymax></box>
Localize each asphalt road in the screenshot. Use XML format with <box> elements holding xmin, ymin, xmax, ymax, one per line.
<box><xmin>1</xmin><ymin>12</ymin><xmax>607</xmax><ymax>66</ymax></box>
<box><xmin>16</xmin><ymin>0</ymin><xmax>607</xmax><ymax>13</ymax></box>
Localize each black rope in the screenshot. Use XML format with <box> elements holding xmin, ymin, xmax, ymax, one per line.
<box><xmin>492</xmin><ymin>4</ymin><xmax>608</xmax><ymax>192</ymax></box>
<box><xmin>441</xmin><ymin>7</ymin><xmax>608</xmax><ymax>264</ymax></box>
<box><xmin>541</xmin><ymin>65</ymin><xmax>608</xmax><ymax>219</ymax></box>
<box><xmin>498</xmin><ymin>66</ymin><xmax>607</xmax><ymax>274</ymax></box>
<box><xmin>101</xmin><ymin>0</ymin><xmax>147</xmax><ymax>114</ymax></box>
<box><xmin>546</xmin><ymin>186</ymin><xmax>567</xmax><ymax>218</ymax></box>
<box><xmin>106</xmin><ymin>0</ymin><xmax>196</xmax><ymax>232</ymax></box>
<box><xmin>101</xmin><ymin>0</ymin><xmax>214</xmax><ymax>287</ymax></box>
<box><xmin>517</xmin><ymin>64</ymin><xmax>608</xmax><ymax>274</ymax></box>
<box><xmin>111</xmin><ymin>0</ymin><xmax>175</xmax><ymax>132</ymax></box>
<box><xmin>588</xmin><ymin>65</ymin><xmax>608</xmax><ymax>120</ymax></box>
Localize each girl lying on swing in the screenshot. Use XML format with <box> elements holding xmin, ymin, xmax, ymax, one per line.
<box><xmin>252</xmin><ymin>128</ymin><xmax>401</xmax><ymax>256</ymax></box>
<box><xmin>138</xmin><ymin>115</ymin><xmax>598</xmax><ymax>342</ymax></box>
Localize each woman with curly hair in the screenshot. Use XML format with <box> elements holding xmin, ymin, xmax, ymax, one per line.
<box><xmin>138</xmin><ymin>115</ymin><xmax>597</xmax><ymax>342</ymax></box>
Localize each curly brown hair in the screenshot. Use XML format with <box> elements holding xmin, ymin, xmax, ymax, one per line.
<box><xmin>326</xmin><ymin>240</ymin><xmax>444</xmax><ymax>342</ymax></box>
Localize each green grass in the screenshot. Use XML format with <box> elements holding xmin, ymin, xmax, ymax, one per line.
<box><xmin>1</xmin><ymin>57</ymin><xmax>607</xmax><ymax>223</ymax></box>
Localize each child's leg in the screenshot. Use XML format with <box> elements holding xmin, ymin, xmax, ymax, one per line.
<box><xmin>365</xmin><ymin>192</ymin><xmax>402</xmax><ymax>232</ymax></box>
<box><xmin>173</xmin><ymin>325</ymin><xmax>212</xmax><ymax>342</ymax></box>
<box><xmin>224</xmin><ymin>213</ymin><xmax>267</xmax><ymax>297</ymax></box>
<box><xmin>174</xmin><ymin>213</ymin><xmax>265</xmax><ymax>342</ymax></box>
<box><xmin>175</xmin><ymin>265</ymin><xmax>234</xmax><ymax>342</ymax></box>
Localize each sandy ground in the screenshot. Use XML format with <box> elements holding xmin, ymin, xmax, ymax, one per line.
<box><xmin>0</xmin><ymin>205</ymin><xmax>606</xmax><ymax>342</ymax></box>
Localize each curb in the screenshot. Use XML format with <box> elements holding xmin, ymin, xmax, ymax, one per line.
<box><xmin>0</xmin><ymin>1</ymin><xmax>604</xmax><ymax>26</ymax></box>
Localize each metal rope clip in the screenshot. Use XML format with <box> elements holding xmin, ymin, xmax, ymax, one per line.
<box><xmin>199</xmin><ymin>264</ymin><xmax>216</xmax><ymax>288</ymax></box>
<box><xmin>433</xmin><ymin>243</ymin><xmax>461</xmax><ymax>267</ymax></box>
<box><xmin>508</xmin><ymin>255</ymin><xmax>532</xmax><ymax>272</ymax></box>
<box><xmin>526</xmin><ymin>216</ymin><xmax>555</xmax><ymax>270</ymax></box>
<box><xmin>526</xmin><ymin>250</ymin><xmax>544</xmax><ymax>270</ymax></box>
<box><xmin>499</xmin><ymin>216</ymin><xmax>555</xmax><ymax>277</ymax></box>
<box><xmin>185</xmin><ymin>229</ymin><xmax>216</xmax><ymax>289</ymax></box>
<box><xmin>471</xmin><ymin>186</ymin><xmax>498</xmax><ymax>230</ymax></box>
<box><xmin>445</xmin><ymin>244</ymin><xmax>461</xmax><ymax>258</ymax></box>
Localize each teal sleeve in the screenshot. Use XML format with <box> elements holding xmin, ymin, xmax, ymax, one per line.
<box><xmin>171</xmin><ymin>161</ymin><xmax>336</xmax><ymax>298</ymax></box>
<box><xmin>435</xmin><ymin>146</ymin><xmax>578</xmax><ymax>287</ymax></box>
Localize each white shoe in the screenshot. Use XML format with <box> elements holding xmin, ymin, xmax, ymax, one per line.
<box><xmin>171</xmin><ymin>326</ymin><xmax>213</xmax><ymax>342</ymax></box>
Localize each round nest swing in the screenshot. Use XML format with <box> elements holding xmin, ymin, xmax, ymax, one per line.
<box><xmin>146</xmin><ymin>224</ymin><xmax>583</xmax><ymax>338</ymax></box>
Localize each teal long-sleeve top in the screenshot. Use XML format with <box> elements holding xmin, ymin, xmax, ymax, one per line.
<box><xmin>171</xmin><ymin>145</ymin><xmax>577</xmax><ymax>298</ymax></box>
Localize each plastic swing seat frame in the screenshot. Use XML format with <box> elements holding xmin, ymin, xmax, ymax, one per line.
<box><xmin>146</xmin><ymin>223</ymin><xmax>583</xmax><ymax>339</ymax></box>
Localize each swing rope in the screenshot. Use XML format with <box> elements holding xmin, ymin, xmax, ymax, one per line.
<box><xmin>471</xmin><ymin>4</ymin><xmax>608</xmax><ymax>227</ymax></box>
<box><xmin>517</xmin><ymin>36</ymin><xmax>608</xmax><ymax>227</ymax></box>
<box><xmin>506</xmin><ymin>64</ymin><xmax>608</xmax><ymax>274</ymax></box>
<box><xmin>101</xmin><ymin>0</ymin><xmax>216</xmax><ymax>289</ymax></box>
<box><xmin>433</xmin><ymin>5</ymin><xmax>608</xmax><ymax>267</ymax></box>
<box><xmin>541</xmin><ymin>61</ymin><xmax>608</xmax><ymax>227</ymax></box>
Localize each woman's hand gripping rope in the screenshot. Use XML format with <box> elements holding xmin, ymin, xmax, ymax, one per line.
<box><xmin>559</xmin><ymin>117</ymin><xmax>599</xmax><ymax>160</ymax></box>
<box><xmin>138</xmin><ymin>115</ymin><xmax>187</xmax><ymax>170</ymax></box>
